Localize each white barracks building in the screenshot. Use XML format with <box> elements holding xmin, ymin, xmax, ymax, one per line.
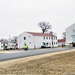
<box><xmin>17</xmin><ymin>32</ymin><xmax>58</xmax><ymax>49</ymax></box>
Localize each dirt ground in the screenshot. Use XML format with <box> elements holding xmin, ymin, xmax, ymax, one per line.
<box><xmin>0</xmin><ymin>49</ymin><xmax>75</xmax><ymax>75</ymax></box>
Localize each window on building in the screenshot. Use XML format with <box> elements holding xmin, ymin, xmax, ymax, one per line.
<box><xmin>43</xmin><ymin>37</ymin><xmax>45</xmax><ymax>39</ymax></box>
<box><xmin>72</xmin><ymin>29</ymin><xmax>75</xmax><ymax>32</ymax></box>
<box><xmin>1</xmin><ymin>46</ymin><xmax>3</xmax><ymax>48</ymax></box>
<box><xmin>46</xmin><ymin>37</ymin><xmax>48</xmax><ymax>39</ymax></box>
<box><xmin>29</xmin><ymin>42</ymin><xmax>31</xmax><ymax>44</ymax></box>
<box><xmin>54</xmin><ymin>42</ymin><xmax>55</xmax><ymax>45</ymax></box>
<box><xmin>52</xmin><ymin>42</ymin><xmax>53</xmax><ymax>45</ymax></box>
<box><xmin>24</xmin><ymin>37</ymin><xmax>26</xmax><ymax>40</ymax></box>
<box><xmin>49</xmin><ymin>37</ymin><xmax>50</xmax><ymax>40</ymax></box>
<box><xmin>29</xmin><ymin>36</ymin><xmax>31</xmax><ymax>37</ymax></box>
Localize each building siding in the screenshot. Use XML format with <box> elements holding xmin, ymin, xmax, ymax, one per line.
<box><xmin>66</xmin><ymin>23</ymin><xmax>75</xmax><ymax>43</ymax></box>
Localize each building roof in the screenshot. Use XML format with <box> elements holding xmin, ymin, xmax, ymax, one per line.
<box><xmin>0</xmin><ymin>40</ymin><xmax>3</xmax><ymax>42</ymax></box>
<box><xmin>65</xmin><ymin>23</ymin><xmax>75</xmax><ymax>30</ymax></box>
<box><xmin>58</xmin><ymin>39</ymin><xmax>66</xmax><ymax>43</ymax></box>
<box><xmin>27</xmin><ymin>32</ymin><xmax>56</xmax><ymax>37</ymax></box>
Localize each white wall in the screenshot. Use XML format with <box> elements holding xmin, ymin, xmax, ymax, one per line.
<box><xmin>17</xmin><ymin>32</ymin><xmax>34</xmax><ymax>49</ymax></box>
<box><xmin>58</xmin><ymin>42</ymin><xmax>65</xmax><ymax>46</ymax></box>
<box><xmin>17</xmin><ymin>32</ymin><xmax>58</xmax><ymax>49</ymax></box>
<box><xmin>33</xmin><ymin>36</ymin><xmax>43</xmax><ymax>48</ymax></box>
<box><xmin>32</xmin><ymin>36</ymin><xmax>58</xmax><ymax>48</ymax></box>
<box><xmin>66</xmin><ymin>23</ymin><xmax>75</xmax><ymax>43</ymax></box>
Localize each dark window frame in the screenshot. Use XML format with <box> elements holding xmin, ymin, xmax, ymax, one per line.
<box><xmin>43</xmin><ymin>37</ymin><xmax>45</xmax><ymax>39</ymax></box>
<box><xmin>24</xmin><ymin>37</ymin><xmax>26</xmax><ymax>40</ymax></box>
<box><xmin>46</xmin><ymin>37</ymin><xmax>48</xmax><ymax>39</ymax></box>
<box><xmin>49</xmin><ymin>37</ymin><xmax>50</xmax><ymax>40</ymax></box>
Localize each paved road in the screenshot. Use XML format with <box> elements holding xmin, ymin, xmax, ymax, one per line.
<box><xmin>0</xmin><ymin>47</ymin><xmax>75</xmax><ymax>61</ymax></box>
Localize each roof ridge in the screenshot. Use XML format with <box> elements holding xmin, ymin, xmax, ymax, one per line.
<box><xmin>27</xmin><ymin>32</ymin><xmax>56</xmax><ymax>37</ymax></box>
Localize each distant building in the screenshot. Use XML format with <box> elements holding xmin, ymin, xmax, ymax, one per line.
<box><xmin>58</xmin><ymin>39</ymin><xmax>66</xmax><ymax>47</ymax></box>
<box><xmin>0</xmin><ymin>40</ymin><xmax>3</xmax><ymax>50</ymax></box>
<box><xmin>66</xmin><ymin>23</ymin><xmax>75</xmax><ymax>46</ymax></box>
<box><xmin>17</xmin><ymin>32</ymin><xmax>58</xmax><ymax>49</ymax></box>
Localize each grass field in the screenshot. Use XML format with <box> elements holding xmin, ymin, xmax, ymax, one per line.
<box><xmin>0</xmin><ymin>50</ymin><xmax>75</xmax><ymax>75</ymax></box>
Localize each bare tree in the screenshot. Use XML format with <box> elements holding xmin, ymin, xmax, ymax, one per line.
<box><xmin>6</xmin><ymin>36</ymin><xmax>18</xmax><ymax>50</ymax></box>
<box><xmin>38</xmin><ymin>21</ymin><xmax>52</xmax><ymax>33</ymax></box>
<box><xmin>13</xmin><ymin>36</ymin><xmax>18</xmax><ymax>49</ymax></box>
<box><xmin>12</xmin><ymin>36</ymin><xmax>17</xmax><ymax>43</ymax></box>
<box><xmin>1</xmin><ymin>39</ymin><xmax>8</xmax><ymax>50</ymax></box>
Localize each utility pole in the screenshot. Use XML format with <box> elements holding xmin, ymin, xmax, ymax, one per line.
<box><xmin>9</xmin><ymin>35</ymin><xmax>10</xmax><ymax>50</ymax></box>
<box><xmin>50</xmin><ymin>31</ymin><xmax>54</xmax><ymax>48</ymax></box>
<box><xmin>19</xmin><ymin>35</ymin><xmax>20</xmax><ymax>51</ymax></box>
<box><xmin>51</xmin><ymin>35</ymin><xmax>54</xmax><ymax>48</ymax></box>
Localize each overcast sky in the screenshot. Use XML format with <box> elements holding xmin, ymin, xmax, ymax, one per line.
<box><xmin>0</xmin><ymin>0</ymin><xmax>75</xmax><ymax>39</ymax></box>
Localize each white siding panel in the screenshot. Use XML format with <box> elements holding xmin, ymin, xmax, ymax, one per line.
<box><xmin>66</xmin><ymin>23</ymin><xmax>75</xmax><ymax>43</ymax></box>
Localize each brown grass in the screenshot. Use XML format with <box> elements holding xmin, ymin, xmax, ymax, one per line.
<box><xmin>0</xmin><ymin>50</ymin><xmax>75</xmax><ymax>75</ymax></box>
